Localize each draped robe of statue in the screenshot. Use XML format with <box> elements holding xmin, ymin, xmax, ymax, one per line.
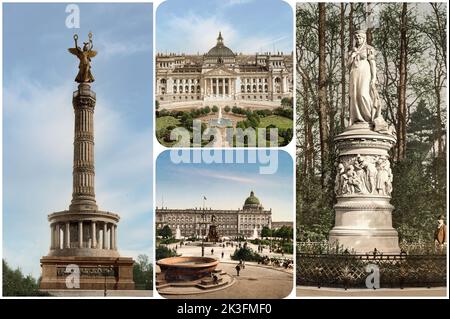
<box><xmin>348</xmin><ymin>44</ymin><xmax>377</xmax><ymax>126</ymax></box>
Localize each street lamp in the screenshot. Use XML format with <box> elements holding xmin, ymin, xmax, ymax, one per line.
<box><xmin>201</xmin><ymin>195</ymin><xmax>207</xmax><ymax>257</ymax></box>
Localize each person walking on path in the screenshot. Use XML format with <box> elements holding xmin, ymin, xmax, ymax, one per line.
<box><xmin>235</xmin><ymin>264</ymin><xmax>241</xmax><ymax>276</ymax></box>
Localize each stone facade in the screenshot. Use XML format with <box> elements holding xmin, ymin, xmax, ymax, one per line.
<box><xmin>156</xmin><ymin>32</ymin><xmax>293</xmax><ymax>105</ymax></box>
<box><xmin>40</xmin><ymin>82</ymin><xmax>134</xmax><ymax>290</ymax></box>
<box><xmin>156</xmin><ymin>191</ymin><xmax>273</xmax><ymax>238</ymax></box>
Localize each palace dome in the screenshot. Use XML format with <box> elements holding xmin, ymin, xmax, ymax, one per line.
<box><xmin>207</xmin><ymin>32</ymin><xmax>235</xmax><ymax>57</ymax></box>
<box><xmin>244</xmin><ymin>191</ymin><xmax>260</xmax><ymax>206</ymax></box>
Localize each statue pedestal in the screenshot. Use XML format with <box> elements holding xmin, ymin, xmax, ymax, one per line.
<box><xmin>329</xmin><ymin>124</ymin><xmax>400</xmax><ymax>253</ymax></box>
<box><xmin>40</xmin><ymin>256</ymin><xmax>134</xmax><ymax>290</ymax></box>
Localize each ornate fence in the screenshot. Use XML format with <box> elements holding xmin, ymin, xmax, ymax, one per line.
<box><xmin>297</xmin><ymin>242</ymin><xmax>447</xmax><ymax>289</ymax></box>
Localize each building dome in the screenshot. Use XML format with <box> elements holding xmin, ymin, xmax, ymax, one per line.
<box><xmin>207</xmin><ymin>32</ymin><xmax>235</xmax><ymax>57</ymax></box>
<box><xmin>243</xmin><ymin>191</ymin><xmax>263</xmax><ymax>211</ymax></box>
<box><xmin>244</xmin><ymin>191</ymin><xmax>260</xmax><ymax>205</ymax></box>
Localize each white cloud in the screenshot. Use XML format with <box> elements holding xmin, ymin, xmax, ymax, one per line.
<box><xmin>95</xmin><ymin>37</ymin><xmax>152</xmax><ymax>60</ymax></box>
<box><xmin>160</xmin><ymin>13</ymin><xmax>236</xmax><ymax>54</ymax></box>
<box><xmin>159</xmin><ymin>14</ymin><xmax>290</xmax><ymax>54</ymax></box>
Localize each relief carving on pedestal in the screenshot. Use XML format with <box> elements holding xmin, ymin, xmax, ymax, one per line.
<box><xmin>335</xmin><ymin>155</ymin><xmax>392</xmax><ymax>196</ymax></box>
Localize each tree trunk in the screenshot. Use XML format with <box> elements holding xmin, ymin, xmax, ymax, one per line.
<box><xmin>318</xmin><ymin>3</ymin><xmax>330</xmax><ymax>188</ymax></box>
<box><xmin>348</xmin><ymin>3</ymin><xmax>354</xmax><ymax>112</ymax></box>
<box><xmin>366</xmin><ymin>3</ymin><xmax>373</xmax><ymax>45</ymax></box>
<box><xmin>302</xmin><ymin>75</ymin><xmax>313</xmax><ymax>178</ymax></box>
<box><xmin>397</xmin><ymin>2</ymin><xmax>408</xmax><ymax>161</ymax></box>
<box><xmin>340</xmin><ymin>3</ymin><xmax>346</xmax><ymax>130</ymax></box>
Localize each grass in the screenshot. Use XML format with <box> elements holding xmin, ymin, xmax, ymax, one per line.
<box><xmin>258</xmin><ymin>115</ymin><xmax>292</xmax><ymax>130</ymax></box>
<box><xmin>156</xmin><ymin>116</ymin><xmax>180</xmax><ymax>131</ymax></box>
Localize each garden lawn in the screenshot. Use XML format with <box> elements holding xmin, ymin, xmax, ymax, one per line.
<box><xmin>156</xmin><ymin>116</ymin><xmax>180</xmax><ymax>130</ymax></box>
<box><xmin>258</xmin><ymin>115</ymin><xmax>292</xmax><ymax>129</ymax></box>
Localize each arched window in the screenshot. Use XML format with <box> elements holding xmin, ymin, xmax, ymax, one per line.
<box><xmin>160</xmin><ymin>79</ymin><xmax>167</xmax><ymax>84</ymax></box>
<box><xmin>241</xmin><ymin>85</ymin><xmax>245</xmax><ymax>93</ymax></box>
<box><xmin>173</xmin><ymin>86</ymin><xmax>177</xmax><ymax>93</ymax></box>
<box><xmin>247</xmin><ymin>85</ymin><xmax>251</xmax><ymax>93</ymax></box>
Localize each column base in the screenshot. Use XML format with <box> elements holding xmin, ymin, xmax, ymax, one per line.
<box><xmin>40</xmin><ymin>256</ymin><xmax>135</xmax><ymax>290</ymax></box>
<box><xmin>329</xmin><ymin>227</ymin><xmax>400</xmax><ymax>254</ymax></box>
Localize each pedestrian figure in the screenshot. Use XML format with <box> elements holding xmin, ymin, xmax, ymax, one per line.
<box><xmin>235</xmin><ymin>264</ymin><xmax>241</xmax><ymax>276</ymax></box>
<box><xmin>211</xmin><ymin>248</ymin><xmax>214</xmax><ymax>255</ymax></box>
<box><xmin>221</xmin><ymin>251</ymin><xmax>224</xmax><ymax>259</ymax></box>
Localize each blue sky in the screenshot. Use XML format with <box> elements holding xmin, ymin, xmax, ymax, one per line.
<box><xmin>156</xmin><ymin>0</ymin><xmax>293</xmax><ymax>54</ymax></box>
<box><xmin>156</xmin><ymin>150</ymin><xmax>293</xmax><ymax>222</ymax></box>
<box><xmin>2</xmin><ymin>3</ymin><xmax>153</xmax><ymax>277</ymax></box>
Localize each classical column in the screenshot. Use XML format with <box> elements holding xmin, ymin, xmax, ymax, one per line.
<box><xmin>78</xmin><ymin>221</ymin><xmax>83</xmax><ymax>248</ymax></box>
<box><xmin>91</xmin><ymin>221</ymin><xmax>97</xmax><ymax>248</ymax></box>
<box><xmin>215</xmin><ymin>78</ymin><xmax>218</xmax><ymax>96</ymax></box>
<box><xmin>114</xmin><ymin>225</ymin><xmax>118</xmax><ymax>250</ymax></box>
<box><xmin>70</xmin><ymin>83</ymin><xmax>98</xmax><ymax>212</ymax></box>
<box><xmin>103</xmin><ymin>223</ymin><xmax>108</xmax><ymax>249</ymax></box>
<box><xmin>55</xmin><ymin>223</ymin><xmax>60</xmax><ymax>249</ymax></box>
<box><xmin>50</xmin><ymin>224</ymin><xmax>55</xmax><ymax>249</ymax></box>
<box><xmin>110</xmin><ymin>225</ymin><xmax>114</xmax><ymax>250</ymax></box>
<box><xmin>65</xmin><ymin>222</ymin><xmax>70</xmax><ymax>248</ymax></box>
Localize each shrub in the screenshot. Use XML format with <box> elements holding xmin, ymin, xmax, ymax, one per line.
<box><xmin>231</xmin><ymin>247</ymin><xmax>262</xmax><ymax>262</ymax></box>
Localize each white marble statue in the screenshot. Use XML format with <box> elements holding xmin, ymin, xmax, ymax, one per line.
<box><xmin>348</xmin><ymin>30</ymin><xmax>387</xmax><ymax>132</ymax></box>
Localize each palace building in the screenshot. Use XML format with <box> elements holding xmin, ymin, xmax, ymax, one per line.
<box><xmin>155</xmin><ymin>191</ymin><xmax>275</xmax><ymax>238</ymax></box>
<box><xmin>156</xmin><ymin>32</ymin><xmax>293</xmax><ymax>105</ymax></box>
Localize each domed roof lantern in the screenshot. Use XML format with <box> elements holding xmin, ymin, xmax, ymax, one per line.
<box><xmin>217</xmin><ymin>31</ymin><xmax>224</xmax><ymax>45</ymax></box>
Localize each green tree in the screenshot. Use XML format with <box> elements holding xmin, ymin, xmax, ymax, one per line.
<box><xmin>132</xmin><ymin>255</ymin><xmax>153</xmax><ymax>290</ymax></box>
<box><xmin>156</xmin><ymin>245</ymin><xmax>177</xmax><ymax>260</ymax></box>
<box><xmin>231</xmin><ymin>247</ymin><xmax>262</xmax><ymax>262</ymax></box>
<box><xmin>212</xmin><ymin>105</ymin><xmax>219</xmax><ymax>113</ymax></box>
<box><xmin>2</xmin><ymin>259</ymin><xmax>49</xmax><ymax>296</ymax></box>
<box><xmin>281</xmin><ymin>97</ymin><xmax>293</xmax><ymax>107</ymax></box>
<box><xmin>224</xmin><ymin>105</ymin><xmax>231</xmax><ymax>113</ymax></box>
<box><xmin>158</xmin><ymin>225</ymin><xmax>173</xmax><ymax>239</ymax></box>
<box><xmin>261</xmin><ymin>226</ymin><xmax>272</xmax><ymax>238</ymax></box>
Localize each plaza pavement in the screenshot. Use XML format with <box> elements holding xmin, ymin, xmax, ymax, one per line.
<box><xmin>157</xmin><ymin>242</ymin><xmax>294</xmax><ymax>299</ymax></box>
<box><xmin>159</xmin><ymin>261</ymin><xmax>293</xmax><ymax>299</ymax></box>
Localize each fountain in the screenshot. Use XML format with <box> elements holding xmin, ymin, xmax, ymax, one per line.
<box><xmin>175</xmin><ymin>225</ymin><xmax>182</xmax><ymax>240</ymax></box>
<box><xmin>250</xmin><ymin>226</ymin><xmax>259</xmax><ymax>240</ymax></box>
<box><xmin>208</xmin><ymin>107</ymin><xmax>232</xmax><ymax>127</ymax></box>
<box><xmin>156</xmin><ymin>256</ymin><xmax>235</xmax><ymax>294</ymax></box>
<box><xmin>157</xmin><ymin>256</ymin><xmax>219</xmax><ymax>281</ymax></box>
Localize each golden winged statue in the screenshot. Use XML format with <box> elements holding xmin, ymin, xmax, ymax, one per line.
<box><xmin>68</xmin><ymin>32</ymin><xmax>97</xmax><ymax>83</ymax></box>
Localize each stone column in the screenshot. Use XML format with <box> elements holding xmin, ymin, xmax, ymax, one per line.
<box><xmin>65</xmin><ymin>222</ymin><xmax>70</xmax><ymax>248</ymax></box>
<box><xmin>55</xmin><ymin>223</ymin><xmax>60</xmax><ymax>249</ymax></box>
<box><xmin>50</xmin><ymin>224</ymin><xmax>55</xmax><ymax>250</ymax></box>
<box><xmin>103</xmin><ymin>223</ymin><xmax>108</xmax><ymax>249</ymax></box>
<box><xmin>114</xmin><ymin>225</ymin><xmax>118</xmax><ymax>250</ymax></box>
<box><xmin>70</xmin><ymin>83</ymin><xmax>98</xmax><ymax>212</ymax></box>
<box><xmin>110</xmin><ymin>224</ymin><xmax>114</xmax><ymax>250</ymax></box>
<box><xmin>78</xmin><ymin>221</ymin><xmax>83</xmax><ymax>248</ymax></box>
<box><xmin>91</xmin><ymin>221</ymin><xmax>97</xmax><ymax>248</ymax></box>
<box><xmin>329</xmin><ymin>125</ymin><xmax>400</xmax><ymax>253</ymax></box>
<box><xmin>216</xmin><ymin>78</ymin><xmax>219</xmax><ymax>96</ymax></box>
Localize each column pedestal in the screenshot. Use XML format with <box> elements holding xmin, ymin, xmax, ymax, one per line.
<box><xmin>328</xmin><ymin>124</ymin><xmax>400</xmax><ymax>254</ymax></box>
